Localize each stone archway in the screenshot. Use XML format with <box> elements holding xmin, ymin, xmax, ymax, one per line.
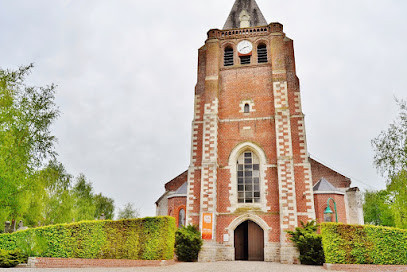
<box><xmin>234</xmin><ymin>220</ymin><xmax>264</xmax><ymax>261</ymax></box>
<box><xmin>225</xmin><ymin>214</ymin><xmax>271</xmax><ymax>261</ymax></box>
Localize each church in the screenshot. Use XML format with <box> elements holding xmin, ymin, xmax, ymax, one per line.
<box><xmin>156</xmin><ymin>0</ymin><xmax>364</xmax><ymax>264</ymax></box>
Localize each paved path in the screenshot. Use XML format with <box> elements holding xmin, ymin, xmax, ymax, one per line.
<box><xmin>2</xmin><ymin>261</ymin><xmax>338</xmax><ymax>272</ymax></box>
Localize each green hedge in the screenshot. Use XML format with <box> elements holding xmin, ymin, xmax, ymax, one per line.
<box><xmin>0</xmin><ymin>249</ymin><xmax>27</xmax><ymax>268</ymax></box>
<box><xmin>321</xmin><ymin>223</ymin><xmax>407</xmax><ymax>265</ymax></box>
<box><xmin>0</xmin><ymin>217</ymin><xmax>175</xmax><ymax>260</ymax></box>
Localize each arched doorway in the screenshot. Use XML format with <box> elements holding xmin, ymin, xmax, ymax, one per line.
<box><xmin>234</xmin><ymin>220</ymin><xmax>264</xmax><ymax>261</ymax></box>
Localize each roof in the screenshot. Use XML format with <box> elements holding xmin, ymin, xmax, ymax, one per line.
<box><xmin>223</xmin><ymin>0</ymin><xmax>268</xmax><ymax>30</ymax></box>
<box><xmin>174</xmin><ymin>182</ymin><xmax>187</xmax><ymax>195</ymax></box>
<box><xmin>164</xmin><ymin>170</ymin><xmax>188</xmax><ymax>191</ymax></box>
<box><xmin>313</xmin><ymin>178</ymin><xmax>344</xmax><ymax>194</ymax></box>
<box><xmin>167</xmin><ymin>182</ymin><xmax>187</xmax><ymax>199</ymax></box>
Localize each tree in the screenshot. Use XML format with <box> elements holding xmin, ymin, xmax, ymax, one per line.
<box><xmin>387</xmin><ymin>170</ymin><xmax>407</xmax><ymax>229</ymax></box>
<box><xmin>118</xmin><ymin>203</ymin><xmax>139</xmax><ymax>219</ymax></box>
<box><xmin>369</xmin><ymin>99</ymin><xmax>407</xmax><ymax>228</ymax></box>
<box><xmin>372</xmin><ymin>99</ymin><xmax>407</xmax><ymax>180</ymax></box>
<box><xmin>38</xmin><ymin>160</ymin><xmax>75</xmax><ymax>225</ymax></box>
<box><xmin>363</xmin><ymin>190</ymin><xmax>395</xmax><ymax>227</ymax></box>
<box><xmin>72</xmin><ymin>174</ymin><xmax>96</xmax><ymax>222</ymax></box>
<box><xmin>0</xmin><ymin>65</ymin><xmax>117</xmax><ymax>229</ymax></box>
<box><xmin>94</xmin><ymin>193</ymin><xmax>115</xmax><ymax>220</ymax></box>
<box><xmin>0</xmin><ymin>65</ymin><xmax>59</xmax><ymax>228</ymax></box>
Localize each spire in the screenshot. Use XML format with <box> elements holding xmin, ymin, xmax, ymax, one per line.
<box><xmin>223</xmin><ymin>0</ymin><xmax>268</xmax><ymax>30</ymax></box>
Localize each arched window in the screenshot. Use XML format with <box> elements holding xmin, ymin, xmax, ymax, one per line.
<box><xmin>257</xmin><ymin>43</ymin><xmax>268</xmax><ymax>63</ymax></box>
<box><xmin>244</xmin><ymin>103</ymin><xmax>250</xmax><ymax>113</ymax></box>
<box><xmin>178</xmin><ymin>208</ymin><xmax>186</xmax><ymax>228</ymax></box>
<box><xmin>237</xmin><ymin>151</ymin><xmax>260</xmax><ymax>203</ymax></box>
<box><xmin>224</xmin><ymin>46</ymin><xmax>234</xmax><ymax>66</ymax></box>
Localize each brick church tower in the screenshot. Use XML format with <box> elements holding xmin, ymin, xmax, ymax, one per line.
<box><xmin>156</xmin><ymin>0</ymin><xmax>364</xmax><ymax>264</ymax></box>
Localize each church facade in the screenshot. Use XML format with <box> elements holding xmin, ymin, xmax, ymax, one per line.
<box><xmin>156</xmin><ymin>0</ymin><xmax>363</xmax><ymax>264</ymax></box>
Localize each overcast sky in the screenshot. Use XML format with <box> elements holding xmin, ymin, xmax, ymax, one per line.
<box><xmin>1</xmin><ymin>0</ymin><xmax>406</xmax><ymax>217</ymax></box>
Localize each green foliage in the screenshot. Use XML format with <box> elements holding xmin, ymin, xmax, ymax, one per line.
<box><xmin>321</xmin><ymin>223</ymin><xmax>407</xmax><ymax>265</ymax></box>
<box><xmin>38</xmin><ymin>160</ymin><xmax>75</xmax><ymax>225</ymax></box>
<box><xmin>94</xmin><ymin>193</ymin><xmax>115</xmax><ymax>220</ymax></box>
<box><xmin>0</xmin><ymin>249</ymin><xmax>27</xmax><ymax>268</ymax></box>
<box><xmin>73</xmin><ymin>174</ymin><xmax>96</xmax><ymax>221</ymax></box>
<box><xmin>286</xmin><ymin>221</ymin><xmax>325</xmax><ymax>265</ymax></box>
<box><xmin>387</xmin><ymin>170</ymin><xmax>407</xmax><ymax>229</ymax></box>
<box><xmin>369</xmin><ymin>99</ymin><xmax>407</xmax><ymax>229</ymax></box>
<box><xmin>118</xmin><ymin>203</ymin><xmax>139</xmax><ymax>219</ymax></box>
<box><xmin>0</xmin><ymin>217</ymin><xmax>176</xmax><ymax>260</ymax></box>
<box><xmin>0</xmin><ymin>64</ymin><xmax>59</xmax><ymax>224</ymax></box>
<box><xmin>175</xmin><ymin>225</ymin><xmax>203</xmax><ymax>262</ymax></box>
<box><xmin>15</xmin><ymin>232</ymin><xmax>48</xmax><ymax>257</ymax></box>
<box><xmin>372</xmin><ymin>99</ymin><xmax>407</xmax><ymax>180</ymax></box>
<box><xmin>363</xmin><ymin>171</ymin><xmax>407</xmax><ymax>229</ymax></box>
<box><xmin>0</xmin><ymin>65</ymin><xmax>116</xmax><ymax>228</ymax></box>
<box><xmin>363</xmin><ymin>190</ymin><xmax>395</xmax><ymax>227</ymax></box>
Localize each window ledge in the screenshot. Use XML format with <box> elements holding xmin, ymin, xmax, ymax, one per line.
<box><xmin>237</xmin><ymin>203</ymin><xmax>262</xmax><ymax>209</ymax></box>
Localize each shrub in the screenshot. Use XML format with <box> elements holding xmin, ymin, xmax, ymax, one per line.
<box><xmin>175</xmin><ymin>225</ymin><xmax>203</xmax><ymax>262</ymax></box>
<box><xmin>0</xmin><ymin>249</ymin><xmax>27</xmax><ymax>268</ymax></box>
<box><xmin>321</xmin><ymin>223</ymin><xmax>407</xmax><ymax>265</ymax></box>
<box><xmin>287</xmin><ymin>221</ymin><xmax>325</xmax><ymax>265</ymax></box>
<box><xmin>0</xmin><ymin>217</ymin><xmax>176</xmax><ymax>260</ymax></box>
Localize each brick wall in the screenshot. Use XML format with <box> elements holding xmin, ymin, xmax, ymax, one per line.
<box><xmin>167</xmin><ymin>196</ymin><xmax>187</xmax><ymax>227</ymax></box>
<box><xmin>165</xmin><ymin>171</ymin><xmax>188</xmax><ymax>191</ymax></box>
<box><xmin>27</xmin><ymin>257</ymin><xmax>175</xmax><ymax>268</ymax></box>
<box><xmin>314</xmin><ymin>193</ymin><xmax>347</xmax><ymax>223</ymax></box>
<box><xmin>310</xmin><ymin>158</ymin><xmax>351</xmax><ymax>188</ymax></box>
<box><xmin>324</xmin><ymin>263</ymin><xmax>407</xmax><ymax>271</ymax></box>
<box><xmin>181</xmin><ymin>22</ymin><xmax>320</xmax><ymax>263</ymax></box>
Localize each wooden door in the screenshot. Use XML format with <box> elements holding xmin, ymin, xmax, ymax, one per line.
<box><xmin>234</xmin><ymin>221</ymin><xmax>248</xmax><ymax>260</ymax></box>
<box><xmin>248</xmin><ymin>221</ymin><xmax>264</xmax><ymax>261</ymax></box>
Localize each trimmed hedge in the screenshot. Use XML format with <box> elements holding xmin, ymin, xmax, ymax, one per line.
<box><xmin>321</xmin><ymin>223</ymin><xmax>407</xmax><ymax>265</ymax></box>
<box><xmin>0</xmin><ymin>217</ymin><xmax>175</xmax><ymax>260</ymax></box>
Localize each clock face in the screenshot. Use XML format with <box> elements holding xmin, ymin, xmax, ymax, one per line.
<box><xmin>237</xmin><ymin>40</ymin><xmax>253</xmax><ymax>55</ymax></box>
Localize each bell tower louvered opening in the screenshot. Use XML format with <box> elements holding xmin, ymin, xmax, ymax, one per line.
<box><xmin>257</xmin><ymin>44</ymin><xmax>268</xmax><ymax>63</ymax></box>
<box><xmin>224</xmin><ymin>47</ymin><xmax>234</xmax><ymax>66</ymax></box>
<box><xmin>240</xmin><ymin>55</ymin><xmax>251</xmax><ymax>65</ymax></box>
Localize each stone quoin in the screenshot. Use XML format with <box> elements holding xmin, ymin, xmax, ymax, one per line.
<box><xmin>155</xmin><ymin>0</ymin><xmax>364</xmax><ymax>264</ymax></box>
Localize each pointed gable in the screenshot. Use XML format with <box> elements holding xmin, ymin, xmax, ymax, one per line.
<box><xmin>223</xmin><ymin>0</ymin><xmax>268</xmax><ymax>30</ymax></box>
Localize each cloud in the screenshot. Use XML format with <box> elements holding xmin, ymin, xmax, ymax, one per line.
<box><xmin>0</xmin><ymin>0</ymin><xmax>406</xmax><ymax>216</ymax></box>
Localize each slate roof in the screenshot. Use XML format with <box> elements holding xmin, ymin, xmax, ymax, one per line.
<box><xmin>313</xmin><ymin>178</ymin><xmax>343</xmax><ymax>193</ymax></box>
<box><xmin>174</xmin><ymin>182</ymin><xmax>187</xmax><ymax>195</ymax></box>
<box><xmin>167</xmin><ymin>182</ymin><xmax>188</xmax><ymax>199</ymax></box>
<box><xmin>223</xmin><ymin>0</ymin><xmax>268</xmax><ymax>30</ymax></box>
